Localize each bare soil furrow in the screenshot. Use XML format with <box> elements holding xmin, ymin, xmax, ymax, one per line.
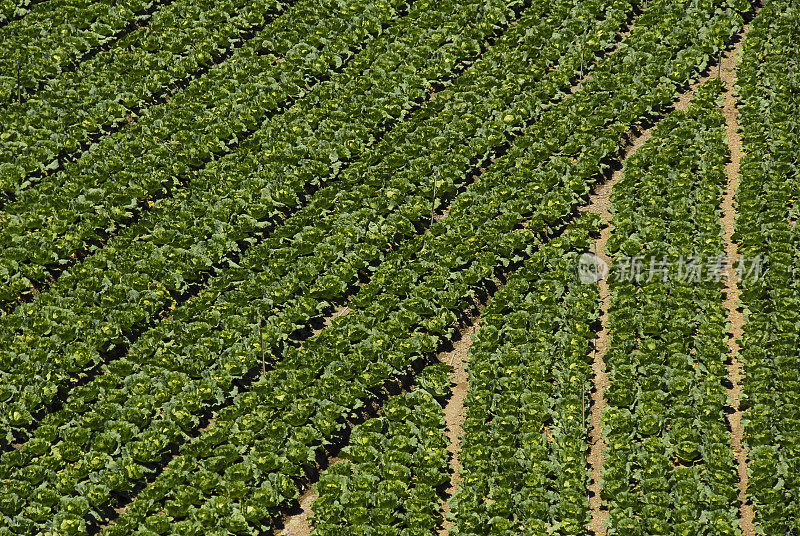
<box><xmin>437</xmin><ymin>316</ymin><xmax>482</xmax><ymax>536</ymax></box>
<box><xmin>580</xmin><ymin>72</ymin><xmax>715</xmax><ymax>534</ymax></box>
<box><xmin>275</xmin><ymin>458</ymin><xmax>343</xmax><ymax>536</ymax></box>
<box><xmin>716</xmin><ymin>22</ymin><xmax>757</xmax><ymax>536</ymax></box>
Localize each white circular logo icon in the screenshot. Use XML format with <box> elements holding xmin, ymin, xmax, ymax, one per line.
<box><xmin>577</xmin><ymin>252</ymin><xmax>608</xmax><ymax>284</ymax></box>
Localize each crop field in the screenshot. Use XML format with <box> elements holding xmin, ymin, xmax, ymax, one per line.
<box><xmin>0</xmin><ymin>0</ymin><xmax>798</xmax><ymax>534</ymax></box>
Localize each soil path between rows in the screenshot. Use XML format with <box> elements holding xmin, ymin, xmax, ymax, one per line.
<box><xmin>438</xmin><ymin>317</ymin><xmax>482</xmax><ymax>536</ymax></box>
<box><xmin>275</xmin><ymin>457</ymin><xmax>344</xmax><ymax>536</ymax></box>
<box><xmin>717</xmin><ymin>23</ymin><xmax>757</xmax><ymax>536</ymax></box>
<box><xmin>276</xmin><ymin>11</ymin><xmax>761</xmax><ymax>536</ymax></box>
<box><xmin>275</xmin><ymin>487</ymin><xmax>317</xmax><ymax>536</ymax></box>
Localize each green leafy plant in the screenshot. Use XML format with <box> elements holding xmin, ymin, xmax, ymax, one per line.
<box><xmin>311</xmin><ymin>388</ymin><xmax>448</xmax><ymax>535</ymax></box>
<box><xmin>602</xmin><ymin>80</ymin><xmax>739</xmax><ymax>535</ymax></box>
<box><xmin>735</xmin><ymin>1</ymin><xmax>800</xmax><ymax>533</ymax></box>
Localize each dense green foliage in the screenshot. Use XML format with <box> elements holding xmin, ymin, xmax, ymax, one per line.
<box><xmin>3</xmin><ymin>0</ymin><xmax>798</xmax><ymax>533</ymax></box>
<box><xmin>311</xmin><ymin>387</ymin><xmax>449</xmax><ymax>535</ymax></box>
<box><xmin>0</xmin><ymin>0</ymin><xmax>170</xmax><ymax>105</ymax></box>
<box><xmin>736</xmin><ymin>0</ymin><xmax>800</xmax><ymax>533</ymax></box>
<box><xmin>452</xmin><ymin>223</ymin><xmax>600</xmax><ymax>535</ymax></box>
<box><xmin>602</xmin><ymin>81</ymin><xmax>739</xmax><ymax>536</ymax></box>
<box><xmin>0</xmin><ymin>0</ymin><xmax>288</xmax><ymax>183</ymax></box>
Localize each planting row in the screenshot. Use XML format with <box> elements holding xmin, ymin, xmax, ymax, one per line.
<box><xmin>735</xmin><ymin>0</ymin><xmax>800</xmax><ymax>533</ymax></box>
<box><xmin>0</xmin><ymin>0</ymin><xmax>290</xmax><ymax>187</ymax></box>
<box><xmin>0</xmin><ymin>0</ymin><xmax>612</xmax><ymax>448</ymax></box>
<box><xmin>0</xmin><ymin>0</ymin><xmax>629</xmax><ymax>529</ymax></box>
<box><xmin>93</xmin><ymin>3</ymin><xmax>753</xmax><ymax>533</ymax></box>
<box><xmin>450</xmin><ymin>226</ymin><xmax>600</xmax><ymax>536</ymax></box>
<box><xmin>0</xmin><ymin>0</ymin><xmax>47</xmax><ymax>30</ymax></box>
<box><xmin>602</xmin><ymin>80</ymin><xmax>740</xmax><ymax>536</ymax></box>
<box><xmin>311</xmin><ymin>387</ymin><xmax>449</xmax><ymax>535</ymax></box>
<box><xmin>0</xmin><ymin>0</ymin><xmax>171</xmax><ymax>104</ymax></box>
<box><xmin>0</xmin><ymin>0</ymin><xmax>752</xmax><ymax>532</ymax></box>
<box><xmin>0</xmin><ymin>0</ymin><xmax>403</xmax><ymax>308</ymax></box>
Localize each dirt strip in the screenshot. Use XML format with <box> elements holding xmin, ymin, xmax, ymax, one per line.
<box><xmin>277</xmin><ymin>310</ymin><xmax>482</xmax><ymax>536</ymax></box>
<box><xmin>275</xmin><ymin>458</ymin><xmax>344</xmax><ymax>536</ymax></box>
<box><xmin>716</xmin><ymin>28</ymin><xmax>757</xmax><ymax>536</ymax></box>
<box><xmin>275</xmin><ymin>487</ymin><xmax>316</xmax><ymax>536</ymax></box>
<box><xmin>438</xmin><ymin>317</ymin><xmax>482</xmax><ymax>536</ymax></box>
<box><xmin>311</xmin><ymin>304</ymin><xmax>352</xmax><ymax>337</ymax></box>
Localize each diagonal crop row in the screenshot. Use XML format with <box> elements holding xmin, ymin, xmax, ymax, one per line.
<box><xmin>0</xmin><ymin>0</ymin><xmax>751</xmax><ymax>531</ymax></box>
<box><xmin>0</xmin><ymin>0</ymin><xmax>415</xmax><ymax>442</ymax></box>
<box><xmin>0</xmin><ymin>0</ymin><xmax>293</xmax><ymax>189</ymax></box>
<box><xmin>734</xmin><ymin>1</ymin><xmax>800</xmax><ymax>533</ymax></box>
<box><xmin>0</xmin><ymin>0</ymin><xmax>175</xmax><ymax>105</ymax></box>
<box><xmin>311</xmin><ymin>387</ymin><xmax>449</xmax><ymax>535</ymax></box>
<box><xmin>601</xmin><ymin>81</ymin><xmax>741</xmax><ymax>536</ymax></box>
<box><xmin>447</xmin><ymin>18</ymin><xmax>752</xmax><ymax>536</ymax></box>
<box><xmin>0</xmin><ymin>0</ymin><xmax>543</xmax><ymax>461</ymax></box>
<box><xmin>98</xmin><ymin>124</ymin><xmax>590</xmax><ymax>536</ymax></box>
<box><xmin>0</xmin><ymin>0</ymin><xmax>401</xmax><ymax>310</ymax></box>
<box><xmin>0</xmin><ymin>0</ymin><xmax>628</xmax><ymax>528</ymax></box>
<box><xmin>0</xmin><ymin>0</ymin><xmax>48</xmax><ymax>30</ymax></box>
<box><xmin>0</xmin><ymin>0</ymin><xmax>560</xmax><ymax>448</ymax></box>
<box><xmin>0</xmin><ymin>0</ymin><xmax>634</xmax><ymax>461</ymax></box>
